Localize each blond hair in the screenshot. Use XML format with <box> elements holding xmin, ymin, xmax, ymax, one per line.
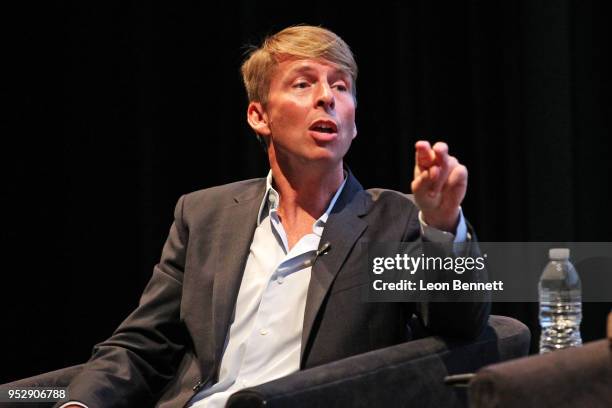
<box><xmin>241</xmin><ymin>25</ymin><xmax>358</xmax><ymax>105</ymax></box>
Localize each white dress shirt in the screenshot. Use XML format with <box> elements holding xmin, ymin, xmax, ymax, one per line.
<box><xmin>187</xmin><ymin>172</ymin><xmax>347</xmax><ymax>407</ymax></box>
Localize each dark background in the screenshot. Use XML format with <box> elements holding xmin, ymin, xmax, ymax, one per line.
<box><xmin>2</xmin><ymin>0</ymin><xmax>611</xmax><ymax>383</ymax></box>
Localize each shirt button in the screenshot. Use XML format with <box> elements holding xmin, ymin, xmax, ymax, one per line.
<box><xmin>277</xmin><ymin>275</ymin><xmax>284</xmax><ymax>284</ymax></box>
<box><xmin>260</xmin><ymin>328</ymin><xmax>268</xmax><ymax>336</ymax></box>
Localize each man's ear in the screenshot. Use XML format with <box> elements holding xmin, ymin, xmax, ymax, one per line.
<box><xmin>247</xmin><ymin>102</ymin><xmax>271</xmax><ymax>137</ymax></box>
<box><xmin>352</xmin><ymin>122</ymin><xmax>358</xmax><ymax>140</ymax></box>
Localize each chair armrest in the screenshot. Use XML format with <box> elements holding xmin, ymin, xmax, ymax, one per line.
<box><xmin>227</xmin><ymin>315</ymin><xmax>530</xmax><ymax>408</ymax></box>
<box><xmin>468</xmin><ymin>338</ymin><xmax>612</xmax><ymax>408</ymax></box>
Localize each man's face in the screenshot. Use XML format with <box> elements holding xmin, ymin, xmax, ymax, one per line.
<box><xmin>248</xmin><ymin>58</ymin><xmax>357</xmax><ymax>168</ymax></box>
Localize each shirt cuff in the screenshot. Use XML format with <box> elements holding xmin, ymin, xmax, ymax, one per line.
<box><xmin>418</xmin><ymin>208</ymin><xmax>469</xmax><ymax>243</ymax></box>
<box><xmin>58</xmin><ymin>402</ymin><xmax>88</xmax><ymax>408</ymax></box>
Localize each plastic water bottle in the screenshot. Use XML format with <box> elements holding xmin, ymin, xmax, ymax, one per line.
<box><xmin>538</xmin><ymin>248</ymin><xmax>582</xmax><ymax>353</ymax></box>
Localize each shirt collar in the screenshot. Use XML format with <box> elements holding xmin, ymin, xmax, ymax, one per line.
<box><xmin>256</xmin><ymin>170</ymin><xmax>348</xmax><ymax>235</ymax></box>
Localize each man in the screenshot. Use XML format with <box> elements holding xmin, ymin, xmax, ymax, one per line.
<box><xmin>61</xmin><ymin>25</ymin><xmax>489</xmax><ymax>408</ymax></box>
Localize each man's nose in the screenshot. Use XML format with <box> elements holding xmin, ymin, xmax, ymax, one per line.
<box><xmin>315</xmin><ymin>83</ymin><xmax>335</xmax><ymax>110</ymax></box>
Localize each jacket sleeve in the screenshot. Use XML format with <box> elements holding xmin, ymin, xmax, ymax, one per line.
<box><xmin>414</xmin><ymin>220</ymin><xmax>491</xmax><ymax>340</ymax></box>
<box><xmin>60</xmin><ymin>195</ymin><xmax>190</xmax><ymax>408</ymax></box>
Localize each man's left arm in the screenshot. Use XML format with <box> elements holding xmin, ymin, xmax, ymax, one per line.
<box><xmin>411</xmin><ymin>141</ymin><xmax>491</xmax><ymax>339</ymax></box>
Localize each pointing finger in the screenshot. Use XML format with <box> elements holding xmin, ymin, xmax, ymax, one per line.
<box><xmin>415</xmin><ymin>140</ymin><xmax>434</xmax><ymax>170</ymax></box>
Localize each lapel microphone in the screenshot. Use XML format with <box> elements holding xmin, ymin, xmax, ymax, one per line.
<box><xmin>301</xmin><ymin>242</ymin><xmax>332</xmax><ymax>269</ymax></box>
<box><xmin>314</xmin><ymin>241</ymin><xmax>332</xmax><ymax>262</ymax></box>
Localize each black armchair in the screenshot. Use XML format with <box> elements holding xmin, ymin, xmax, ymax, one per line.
<box><xmin>468</xmin><ymin>313</ymin><xmax>612</xmax><ymax>408</ymax></box>
<box><xmin>1</xmin><ymin>315</ymin><xmax>529</xmax><ymax>408</ymax></box>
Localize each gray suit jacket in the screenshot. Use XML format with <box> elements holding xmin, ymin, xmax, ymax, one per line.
<box><xmin>63</xmin><ymin>172</ymin><xmax>490</xmax><ymax>407</ymax></box>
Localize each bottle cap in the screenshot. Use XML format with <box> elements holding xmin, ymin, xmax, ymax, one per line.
<box><xmin>549</xmin><ymin>248</ymin><xmax>570</xmax><ymax>260</ymax></box>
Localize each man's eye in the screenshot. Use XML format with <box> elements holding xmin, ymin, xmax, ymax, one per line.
<box><xmin>293</xmin><ymin>82</ymin><xmax>309</xmax><ymax>89</ymax></box>
<box><xmin>333</xmin><ymin>83</ymin><xmax>348</xmax><ymax>92</ymax></box>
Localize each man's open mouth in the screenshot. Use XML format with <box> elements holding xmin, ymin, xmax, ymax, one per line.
<box><xmin>309</xmin><ymin>120</ymin><xmax>338</xmax><ymax>134</ymax></box>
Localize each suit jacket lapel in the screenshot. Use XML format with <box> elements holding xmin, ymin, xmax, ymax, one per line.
<box><xmin>211</xmin><ymin>180</ymin><xmax>266</xmax><ymax>368</ymax></box>
<box><xmin>300</xmin><ymin>172</ymin><xmax>369</xmax><ymax>364</ymax></box>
